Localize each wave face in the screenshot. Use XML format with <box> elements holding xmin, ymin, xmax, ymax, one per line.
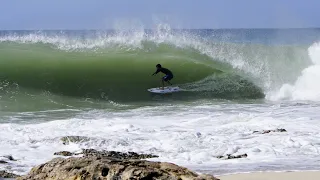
<box><xmin>1</xmin><ymin>28</ymin><xmax>319</xmax><ymax>103</ymax></box>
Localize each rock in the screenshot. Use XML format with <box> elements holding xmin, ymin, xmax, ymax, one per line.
<box><xmin>17</xmin><ymin>156</ymin><xmax>219</xmax><ymax>180</ymax></box>
<box><xmin>60</xmin><ymin>136</ymin><xmax>91</xmax><ymax>145</ymax></box>
<box><xmin>53</xmin><ymin>149</ymin><xmax>159</xmax><ymax>159</ymax></box>
<box><xmin>79</xmin><ymin>149</ymin><xmax>159</xmax><ymax>159</ymax></box>
<box><xmin>54</xmin><ymin>151</ymin><xmax>74</xmax><ymax>156</ymax></box>
<box><xmin>0</xmin><ymin>160</ymin><xmax>8</xmax><ymax>164</ymax></box>
<box><xmin>0</xmin><ymin>170</ymin><xmax>20</xmax><ymax>178</ymax></box>
<box><xmin>3</xmin><ymin>155</ymin><xmax>16</xmax><ymax>161</ymax></box>
<box><xmin>253</xmin><ymin>128</ymin><xmax>287</xmax><ymax>134</ymax></box>
<box><xmin>216</xmin><ymin>153</ymin><xmax>247</xmax><ymax>160</ymax></box>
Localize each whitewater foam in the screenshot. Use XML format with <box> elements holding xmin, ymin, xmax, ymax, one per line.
<box><xmin>268</xmin><ymin>42</ymin><xmax>320</xmax><ymax>101</ymax></box>
<box><xmin>1</xmin><ymin>102</ymin><xmax>320</xmax><ymax>175</ymax></box>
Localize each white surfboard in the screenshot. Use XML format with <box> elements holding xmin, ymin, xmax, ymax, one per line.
<box><xmin>147</xmin><ymin>86</ymin><xmax>180</xmax><ymax>94</ymax></box>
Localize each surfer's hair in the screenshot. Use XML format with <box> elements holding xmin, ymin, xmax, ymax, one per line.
<box><xmin>156</xmin><ymin>64</ymin><xmax>161</xmax><ymax>68</ymax></box>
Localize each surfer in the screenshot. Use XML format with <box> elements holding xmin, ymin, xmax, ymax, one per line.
<box><xmin>152</xmin><ymin>64</ymin><xmax>173</xmax><ymax>90</ymax></box>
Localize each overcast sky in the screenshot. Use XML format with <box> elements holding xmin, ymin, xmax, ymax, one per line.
<box><xmin>0</xmin><ymin>0</ymin><xmax>319</xmax><ymax>30</ymax></box>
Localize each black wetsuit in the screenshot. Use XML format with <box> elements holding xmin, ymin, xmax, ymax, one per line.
<box><xmin>153</xmin><ymin>68</ymin><xmax>173</xmax><ymax>81</ymax></box>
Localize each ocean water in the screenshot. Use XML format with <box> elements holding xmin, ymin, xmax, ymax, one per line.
<box><xmin>1</xmin><ymin>27</ymin><xmax>320</xmax><ymax>176</ymax></box>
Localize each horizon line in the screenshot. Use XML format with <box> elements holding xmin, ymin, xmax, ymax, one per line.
<box><xmin>1</xmin><ymin>27</ymin><xmax>320</xmax><ymax>31</ymax></box>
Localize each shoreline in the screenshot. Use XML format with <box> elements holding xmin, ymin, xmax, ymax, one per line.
<box><xmin>218</xmin><ymin>170</ymin><xmax>320</xmax><ymax>180</ymax></box>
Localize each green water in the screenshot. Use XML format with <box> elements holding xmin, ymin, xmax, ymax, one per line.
<box><xmin>0</xmin><ymin>42</ymin><xmax>264</xmax><ymax>107</ymax></box>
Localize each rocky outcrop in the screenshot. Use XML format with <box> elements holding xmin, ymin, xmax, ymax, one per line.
<box><xmin>53</xmin><ymin>149</ymin><xmax>159</xmax><ymax>159</ymax></box>
<box><xmin>216</xmin><ymin>153</ymin><xmax>247</xmax><ymax>160</ymax></box>
<box><xmin>253</xmin><ymin>128</ymin><xmax>287</xmax><ymax>134</ymax></box>
<box><xmin>23</xmin><ymin>138</ymin><xmax>219</xmax><ymax>179</ymax></box>
<box><xmin>17</xmin><ymin>156</ymin><xmax>219</xmax><ymax>180</ymax></box>
<box><xmin>0</xmin><ymin>170</ymin><xmax>20</xmax><ymax>178</ymax></box>
<box><xmin>81</xmin><ymin>149</ymin><xmax>159</xmax><ymax>159</ymax></box>
<box><xmin>54</xmin><ymin>151</ymin><xmax>74</xmax><ymax>156</ymax></box>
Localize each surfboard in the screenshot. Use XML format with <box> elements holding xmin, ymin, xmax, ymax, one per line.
<box><xmin>147</xmin><ymin>86</ymin><xmax>180</xmax><ymax>94</ymax></box>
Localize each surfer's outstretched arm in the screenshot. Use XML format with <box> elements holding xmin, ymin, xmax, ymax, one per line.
<box><xmin>152</xmin><ymin>69</ymin><xmax>160</xmax><ymax>76</ymax></box>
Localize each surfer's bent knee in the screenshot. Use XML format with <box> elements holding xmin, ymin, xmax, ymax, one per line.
<box><xmin>162</xmin><ymin>74</ymin><xmax>173</xmax><ymax>82</ymax></box>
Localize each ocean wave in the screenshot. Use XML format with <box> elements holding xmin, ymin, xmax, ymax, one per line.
<box><xmin>1</xmin><ymin>28</ymin><xmax>313</xmax><ymax>102</ymax></box>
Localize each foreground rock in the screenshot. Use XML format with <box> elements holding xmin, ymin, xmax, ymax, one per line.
<box><xmin>0</xmin><ymin>170</ymin><xmax>20</xmax><ymax>178</ymax></box>
<box><xmin>81</xmin><ymin>149</ymin><xmax>159</xmax><ymax>159</ymax></box>
<box><xmin>54</xmin><ymin>151</ymin><xmax>74</xmax><ymax>156</ymax></box>
<box><xmin>17</xmin><ymin>156</ymin><xmax>219</xmax><ymax>180</ymax></box>
<box><xmin>54</xmin><ymin>149</ymin><xmax>159</xmax><ymax>160</ymax></box>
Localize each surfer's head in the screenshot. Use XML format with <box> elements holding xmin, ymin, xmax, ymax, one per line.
<box><xmin>156</xmin><ymin>64</ymin><xmax>162</xmax><ymax>68</ymax></box>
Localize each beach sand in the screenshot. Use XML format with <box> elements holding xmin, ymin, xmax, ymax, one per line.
<box><xmin>218</xmin><ymin>171</ymin><xmax>320</xmax><ymax>180</ymax></box>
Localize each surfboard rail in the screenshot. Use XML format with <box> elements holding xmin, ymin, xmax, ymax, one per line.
<box><xmin>147</xmin><ymin>86</ymin><xmax>180</xmax><ymax>94</ymax></box>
